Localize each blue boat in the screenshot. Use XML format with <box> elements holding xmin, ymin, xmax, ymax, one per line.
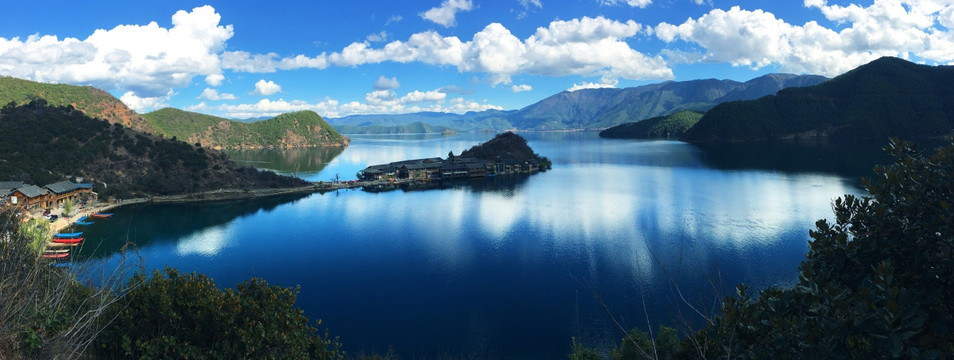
<box><xmin>74</xmin><ymin>221</ymin><xmax>94</xmax><ymax>226</ymax></box>
<box><xmin>54</xmin><ymin>232</ymin><xmax>83</xmax><ymax>238</ymax></box>
<box><xmin>76</xmin><ymin>216</ymin><xmax>87</xmax><ymax>222</ymax></box>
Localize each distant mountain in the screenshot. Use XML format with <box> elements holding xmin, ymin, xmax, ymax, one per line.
<box><xmin>512</xmin><ymin>74</ymin><xmax>828</xmax><ymax>130</ymax></box>
<box><xmin>0</xmin><ymin>101</ymin><xmax>308</xmax><ymax>198</ymax></box>
<box><xmin>329</xmin><ymin>110</ymin><xmax>515</xmax><ymax>132</ymax></box>
<box><xmin>142</xmin><ymin>108</ymin><xmax>349</xmax><ymax>149</ymax></box>
<box><xmin>334</xmin><ymin>121</ymin><xmax>457</xmax><ymax>134</ymax></box>
<box><xmin>328</xmin><ymin>73</ymin><xmax>826</xmax><ymax>132</ymax></box>
<box><xmin>0</xmin><ymin>76</ymin><xmax>155</xmax><ymax>133</ymax></box>
<box><xmin>682</xmin><ymin>57</ymin><xmax>954</xmax><ymax>142</ymax></box>
<box><xmin>599</xmin><ymin>110</ymin><xmax>704</xmax><ymax>139</ymax></box>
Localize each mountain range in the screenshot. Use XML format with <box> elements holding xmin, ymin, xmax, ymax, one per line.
<box><xmin>328</xmin><ymin>73</ymin><xmax>827</xmax><ymax>132</ymax></box>
<box><xmin>683</xmin><ymin>57</ymin><xmax>954</xmax><ymax>142</ymax></box>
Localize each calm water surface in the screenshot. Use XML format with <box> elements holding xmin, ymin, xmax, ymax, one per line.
<box><xmin>75</xmin><ymin>133</ymin><xmax>881</xmax><ymax>359</ymax></box>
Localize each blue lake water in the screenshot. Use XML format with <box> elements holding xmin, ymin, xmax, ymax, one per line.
<box><xmin>73</xmin><ymin>133</ymin><xmax>882</xmax><ymax>359</ymax></box>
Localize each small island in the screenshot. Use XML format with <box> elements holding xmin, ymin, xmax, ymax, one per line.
<box><xmin>358</xmin><ymin>132</ymin><xmax>551</xmax><ymax>182</ymax></box>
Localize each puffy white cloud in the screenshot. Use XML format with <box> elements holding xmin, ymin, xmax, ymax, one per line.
<box><xmin>512</xmin><ymin>84</ymin><xmax>532</xmax><ymax>92</ymax></box>
<box><xmin>656</xmin><ymin>2</ymin><xmax>954</xmax><ymax>76</ymax></box>
<box><xmin>420</xmin><ymin>0</ymin><xmax>473</xmax><ymax>27</ymax></box>
<box><xmin>401</xmin><ymin>90</ymin><xmax>447</xmax><ymax>103</ymax></box>
<box><xmin>197</xmin><ymin>88</ymin><xmax>236</xmax><ymax>100</ymax></box>
<box><xmin>253</xmin><ymin>79</ymin><xmax>281</xmax><ymax>96</ymax></box>
<box><xmin>205</xmin><ymin>73</ymin><xmax>224</xmax><ymax>86</ymax></box>
<box><xmin>238</xmin><ymin>16</ymin><xmax>670</xmax><ymax>86</ymax></box>
<box><xmin>200</xmin><ymin>98</ymin><xmax>341</xmax><ymax>119</ymax></box>
<box><xmin>120</xmin><ymin>90</ymin><xmax>174</xmax><ymax>113</ymax></box>
<box><xmin>0</xmin><ymin>5</ymin><xmax>232</xmax><ymax>98</ymax></box>
<box><xmin>600</xmin><ymin>0</ymin><xmax>652</xmax><ymax>8</ymax></box>
<box><xmin>567</xmin><ymin>79</ymin><xmax>618</xmax><ymax>92</ymax></box>
<box><xmin>373</xmin><ymin>75</ymin><xmax>401</xmax><ymax>90</ymax></box>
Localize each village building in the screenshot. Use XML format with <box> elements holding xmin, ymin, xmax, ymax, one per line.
<box><xmin>9</xmin><ymin>185</ymin><xmax>52</xmax><ymax>210</ymax></box>
<box><xmin>43</xmin><ymin>181</ymin><xmax>94</xmax><ymax>207</ymax></box>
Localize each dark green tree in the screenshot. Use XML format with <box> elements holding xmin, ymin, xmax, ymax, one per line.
<box><xmin>97</xmin><ymin>267</ymin><xmax>344</xmax><ymax>359</ymax></box>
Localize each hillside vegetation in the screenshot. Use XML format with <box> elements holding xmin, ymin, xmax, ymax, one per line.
<box><xmin>683</xmin><ymin>57</ymin><xmax>954</xmax><ymax>142</ymax></box>
<box><xmin>599</xmin><ymin>110</ymin><xmax>703</xmax><ymax>139</ymax></box>
<box><xmin>0</xmin><ymin>76</ymin><xmax>154</xmax><ymax>133</ymax></box>
<box><xmin>142</xmin><ymin>108</ymin><xmax>349</xmax><ymax>149</ymax></box>
<box><xmin>0</xmin><ymin>101</ymin><xmax>308</xmax><ymax>198</ymax></box>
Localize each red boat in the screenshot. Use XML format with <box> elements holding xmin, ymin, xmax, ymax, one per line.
<box><xmin>91</xmin><ymin>213</ymin><xmax>113</xmax><ymax>218</ymax></box>
<box><xmin>42</xmin><ymin>253</ymin><xmax>69</xmax><ymax>259</ymax></box>
<box><xmin>52</xmin><ymin>237</ymin><xmax>83</xmax><ymax>244</ymax></box>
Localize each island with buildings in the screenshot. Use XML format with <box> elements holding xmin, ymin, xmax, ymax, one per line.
<box><xmin>357</xmin><ymin>132</ymin><xmax>551</xmax><ymax>184</ymax></box>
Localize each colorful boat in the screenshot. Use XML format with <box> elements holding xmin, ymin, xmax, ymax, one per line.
<box><xmin>52</xmin><ymin>237</ymin><xmax>83</xmax><ymax>244</ymax></box>
<box><xmin>74</xmin><ymin>221</ymin><xmax>94</xmax><ymax>226</ymax></box>
<box><xmin>76</xmin><ymin>216</ymin><xmax>87</xmax><ymax>222</ymax></box>
<box><xmin>54</xmin><ymin>232</ymin><xmax>83</xmax><ymax>238</ymax></box>
<box><xmin>44</xmin><ymin>249</ymin><xmax>70</xmax><ymax>254</ymax></box>
<box><xmin>42</xmin><ymin>253</ymin><xmax>69</xmax><ymax>259</ymax></box>
<box><xmin>91</xmin><ymin>212</ymin><xmax>113</xmax><ymax>218</ymax></box>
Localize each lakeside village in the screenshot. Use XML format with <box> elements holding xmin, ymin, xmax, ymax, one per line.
<box><xmin>1</xmin><ymin>179</ymin><xmax>116</xmax><ymax>259</ymax></box>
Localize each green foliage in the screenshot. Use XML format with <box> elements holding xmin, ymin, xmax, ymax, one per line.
<box><xmin>569</xmin><ymin>337</ymin><xmax>603</xmax><ymax>360</ymax></box>
<box><xmin>0</xmin><ymin>101</ymin><xmax>309</xmax><ymax>198</ymax></box>
<box><xmin>97</xmin><ymin>267</ymin><xmax>344</xmax><ymax>359</ymax></box>
<box><xmin>684</xmin><ymin>57</ymin><xmax>954</xmax><ymax>142</ymax></box>
<box><xmin>17</xmin><ymin>218</ymin><xmax>50</xmax><ymax>253</ymax></box>
<box><xmin>0</xmin><ymin>76</ymin><xmax>155</xmax><ymax>133</ymax></box>
<box><xmin>599</xmin><ymin>110</ymin><xmax>704</xmax><ymax>139</ymax></box>
<box><xmin>684</xmin><ymin>139</ymin><xmax>954</xmax><ymax>358</ymax></box>
<box><xmin>143</xmin><ymin>108</ymin><xmax>349</xmax><ymax>149</ymax></box>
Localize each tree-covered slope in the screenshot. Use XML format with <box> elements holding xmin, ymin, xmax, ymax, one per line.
<box><xmin>143</xmin><ymin>108</ymin><xmax>349</xmax><ymax>149</ymax></box>
<box><xmin>0</xmin><ymin>76</ymin><xmax>155</xmax><ymax>133</ymax></box>
<box><xmin>683</xmin><ymin>57</ymin><xmax>954</xmax><ymax>142</ymax></box>
<box><xmin>0</xmin><ymin>101</ymin><xmax>308</xmax><ymax>198</ymax></box>
<box><xmin>598</xmin><ymin>110</ymin><xmax>704</xmax><ymax>139</ymax></box>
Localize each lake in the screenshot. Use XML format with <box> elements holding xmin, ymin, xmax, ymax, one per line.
<box><xmin>73</xmin><ymin>133</ymin><xmax>887</xmax><ymax>359</ymax></box>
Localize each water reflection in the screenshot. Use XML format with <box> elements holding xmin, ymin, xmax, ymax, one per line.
<box><xmin>224</xmin><ymin>146</ymin><xmax>346</xmax><ymax>177</ymax></box>
<box><xmin>75</xmin><ymin>133</ymin><xmax>871</xmax><ymax>359</ymax></box>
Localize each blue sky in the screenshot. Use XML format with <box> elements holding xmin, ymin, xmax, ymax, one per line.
<box><xmin>2</xmin><ymin>1</ymin><xmax>953</xmax><ymax>119</ymax></box>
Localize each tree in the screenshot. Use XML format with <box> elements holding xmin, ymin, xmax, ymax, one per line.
<box><xmin>97</xmin><ymin>267</ymin><xmax>344</xmax><ymax>359</ymax></box>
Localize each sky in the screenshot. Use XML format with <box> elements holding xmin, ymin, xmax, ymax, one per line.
<box><xmin>1</xmin><ymin>0</ymin><xmax>953</xmax><ymax>119</ymax></box>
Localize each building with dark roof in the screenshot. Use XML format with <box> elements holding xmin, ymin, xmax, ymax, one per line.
<box><xmin>43</xmin><ymin>181</ymin><xmax>93</xmax><ymax>207</ymax></box>
<box><xmin>10</xmin><ymin>185</ymin><xmax>51</xmax><ymax>209</ymax></box>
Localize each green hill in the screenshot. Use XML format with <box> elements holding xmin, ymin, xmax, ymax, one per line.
<box><xmin>598</xmin><ymin>110</ymin><xmax>703</xmax><ymax>139</ymax></box>
<box><xmin>0</xmin><ymin>76</ymin><xmax>156</xmax><ymax>133</ymax></box>
<box><xmin>683</xmin><ymin>57</ymin><xmax>954</xmax><ymax>142</ymax></box>
<box><xmin>142</xmin><ymin>108</ymin><xmax>349</xmax><ymax>149</ymax></box>
<box><xmin>0</xmin><ymin>101</ymin><xmax>308</xmax><ymax>198</ymax></box>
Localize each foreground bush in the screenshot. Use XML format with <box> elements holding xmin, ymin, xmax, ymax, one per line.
<box><xmin>96</xmin><ymin>267</ymin><xmax>343</xmax><ymax>359</ymax></box>
<box><xmin>578</xmin><ymin>139</ymin><xmax>954</xmax><ymax>359</ymax></box>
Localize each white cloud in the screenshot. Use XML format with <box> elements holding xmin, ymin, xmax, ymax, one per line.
<box><xmin>197</xmin><ymin>98</ymin><xmax>341</xmax><ymax>119</ymax></box>
<box><xmin>253</xmin><ymin>79</ymin><xmax>281</xmax><ymax>96</ymax></box>
<box><xmin>655</xmin><ymin>2</ymin><xmax>954</xmax><ymax>76</ymax></box>
<box><xmin>197</xmin><ymin>88</ymin><xmax>236</xmax><ymax>100</ymax></box>
<box><xmin>366</xmin><ymin>31</ymin><xmax>389</xmax><ymax>42</ymax></box>
<box><xmin>520</xmin><ymin>0</ymin><xmax>543</xmax><ymax>8</ymax></box>
<box><xmin>401</xmin><ymin>90</ymin><xmax>447</xmax><ymax>103</ymax></box>
<box><xmin>420</xmin><ymin>0</ymin><xmax>474</xmax><ymax>27</ymax></box>
<box><xmin>600</xmin><ymin>0</ymin><xmax>652</xmax><ymax>8</ymax></box>
<box><xmin>205</xmin><ymin>73</ymin><xmax>224</xmax><ymax>86</ymax></box>
<box><xmin>373</xmin><ymin>75</ymin><xmax>401</xmax><ymax>90</ymax></box>
<box><xmin>512</xmin><ymin>84</ymin><xmax>532</xmax><ymax>92</ymax></box>
<box><xmin>386</xmin><ymin>15</ymin><xmax>404</xmax><ymax>26</ymax></box>
<box><xmin>0</xmin><ymin>5</ymin><xmax>232</xmax><ymax>98</ymax></box>
<box><xmin>567</xmin><ymin>79</ymin><xmax>618</xmax><ymax>91</ymax></box>
<box><xmin>120</xmin><ymin>90</ymin><xmax>174</xmax><ymax>112</ymax></box>
<box><xmin>234</xmin><ymin>16</ymin><xmax>671</xmax><ymax>86</ymax></box>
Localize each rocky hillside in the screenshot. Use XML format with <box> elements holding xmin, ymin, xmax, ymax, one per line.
<box><xmin>142</xmin><ymin>108</ymin><xmax>349</xmax><ymax>150</ymax></box>
<box><xmin>0</xmin><ymin>76</ymin><xmax>155</xmax><ymax>133</ymax></box>
<box><xmin>0</xmin><ymin>101</ymin><xmax>309</xmax><ymax>198</ymax></box>
<box><xmin>683</xmin><ymin>57</ymin><xmax>954</xmax><ymax>142</ymax></box>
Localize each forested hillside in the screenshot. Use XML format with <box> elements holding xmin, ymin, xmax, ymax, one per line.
<box><xmin>599</xmin><ymin>110</ymin><xmax>703</xmax><ymax>139</ymax></box>
<box><xmin>0</xmin><ymin>101</ymin><xmax>308</xmax><ymax>198</ymax></box>
<box><xmin>333</xmin><ymin>121</ymin><xmax>456</xmax><ymax>134</ymax></box>
<box><xmin>0</xmin><ymin>76</ymin><xmax>155</xmax><ymax>133</ymax></box>
<box><xmin>683</xmin><ymin>57</ymin><xmax>954</xmax><ymax>142</ymax></box>
<box><xmin>143</xmin><ymin>108</ymin><xmax>349</xmax><ymax>149</ymax></box>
